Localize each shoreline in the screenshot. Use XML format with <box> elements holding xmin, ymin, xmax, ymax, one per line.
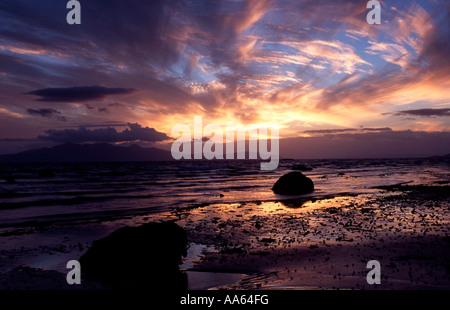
<box><xmin>0</xmin><ymin>184</ymin><xmax>449</xmax><ymax>290</ymax></box>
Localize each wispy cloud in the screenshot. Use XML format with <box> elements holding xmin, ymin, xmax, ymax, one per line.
<box><xmin>26</xmin><ymin>108</ymin><xmax>66</xmax><ymax>121</ymax></box>
<box><xmin>0</xmin><ymin>0</ymin><xmax>450</xmax><ymax>156</ymax></box>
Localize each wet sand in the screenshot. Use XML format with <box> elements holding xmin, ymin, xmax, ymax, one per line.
<box><xmin>175</xmin><ymin>185</ymin><xmax>450</xmax><ymax>289</ymax></box>
<box><xmin>0</xmin><ymin>184</ymin><xmax>449</xmax><ymax>290</ymax></box>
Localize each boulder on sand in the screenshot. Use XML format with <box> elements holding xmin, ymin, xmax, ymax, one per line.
<box><xmin>79</xmin><ymin>221</ymin><xmax>188</xmax><ymax>290</ymax></box>
<box><xmin>272</xmin><ymin>171</ymin><xmax>314</xmax><ymax>195</ymax></box>
<box><xmin>5</xmin><ymin>176</ymin><xmax>15</xmax><ymax>183</ymax></box>
<box><xmin>38</xmin><ymin>169</ymin><xmax>56</xmax><ymax>178</ymax></box>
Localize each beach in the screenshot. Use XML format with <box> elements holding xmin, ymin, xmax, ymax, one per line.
<box><xmin>2</xmin><ymin>0</ymin><xmax>450</xmax><ymax>298</ymax></box>
<box><xmin>177</xmin><ymin>187</ymin><xmax>450</xmax><ymax>289</ymax></box>
<box><xmin>0</xmin><ymin>159</ymin><xmax>449</xmax><ymax>290</ymax></box>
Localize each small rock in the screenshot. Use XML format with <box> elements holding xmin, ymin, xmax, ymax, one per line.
<box><xmin>38</xmin><ymin>170</ymin><xmax>56</xmax><ymax>178</ymax></box>
<box><xmin>5</xmin><ymin>176</ymin><xmax>15</xmax><ymax>183</ymax></box>
<box><xmin>292</xmin><ymin>164</ymin><xmax>313</xmax><ymax>171</ymax></box>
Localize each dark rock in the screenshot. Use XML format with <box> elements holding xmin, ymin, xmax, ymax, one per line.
<box><xmin>360</xmin><ymin>207</ymin><xmax>372</xmax><ymax>213</ymax></box>
<box><xmin>79</xmin><ymin>221</ymin><xmax>188</xmax><ymax>290</ymax></box>
<box><xmin>5</xmin><ymin>176</ymin><xmax>15</xmax><ymax>183</ymax></box>
<box><xmin>260</xmin><ymin>238</ymin><xmax>276</xmax><ymax>243</ymax></box>
<box><xmin>38</xmin><ymin>170</ymin><xmax>55</xmax><ymax>178</ymax></box>
<box><xmin>292</xmin><ymin>164</ymin><xmax>313</xmax><ymax>171</ymax></box>
<box><xmin>272</xmin><ymin>171</ymin><xmax>314</xmax><ymax>195</ymax></box>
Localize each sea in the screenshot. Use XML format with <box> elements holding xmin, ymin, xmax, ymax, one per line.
<box><xmin>1</xmin><ymin>157</ymin><xmax>449</xmax><ymax>229</ymax></box>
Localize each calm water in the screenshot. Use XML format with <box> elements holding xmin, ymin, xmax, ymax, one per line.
<box><xmin>0</xmin><ymin>158</ymin><xmax>449</xmax><ymax>227</ymax></box>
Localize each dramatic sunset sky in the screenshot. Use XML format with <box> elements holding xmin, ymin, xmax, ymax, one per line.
<box><xmin>0</xmin><ymin>0</ymin><xmax>449</xmax><ymax>158</ymax></box>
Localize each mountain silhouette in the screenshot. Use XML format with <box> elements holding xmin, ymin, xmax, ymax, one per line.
<box><xmin>0</xmin><ymin>143</ymin><xmax>173</xmax><ymax>162</ymax></box>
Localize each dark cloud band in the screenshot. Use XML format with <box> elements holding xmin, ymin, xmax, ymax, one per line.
<box><xmin>38</xmin><ymin>123</ymin><xmax>170</xmax><ymax>143</ymax></box>
<box><xmin>392</xmin><ymin>108</ymin><xmax>450</xmax><ymax>117</ymax></box>
<box><xmin>26</xmin><ymin>108</ymin><xmax>66</xmax><ymax>121</ymax></box>
<box><xmin>303</xmin><ymin>127</ymin><xmax>392</xmax><ymax>135</ymax></box>
<box><xmin>26</xmin><ymin>86</ymin><xmax>136</xmax><ymax>102</ymax></box>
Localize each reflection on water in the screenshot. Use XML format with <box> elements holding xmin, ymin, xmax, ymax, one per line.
<box><xmin>0</xmin><ymin>157</ymin><xmax>449</xmax><ymax>290</ymax></box>
<box><xmin>180</xmin><ymin>243</ymin><xmax>247</xmax><ymax>290</ymax></box>
<box><xmin>0</xmin><ymin>157</ymin><xmax>448</xmax><ymax>227</ymax></box>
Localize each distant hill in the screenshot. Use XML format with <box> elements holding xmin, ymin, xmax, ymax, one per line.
<box><xmin>0</xmin><ymin>143</ymin><xmax>173</xmax><ymax>162</ymax></box>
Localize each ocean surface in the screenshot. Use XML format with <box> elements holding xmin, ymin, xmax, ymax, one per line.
<box><xmin>0</xmin><ymin>158</ymin><xmax>449</xmax><ymax>228</ymax></box>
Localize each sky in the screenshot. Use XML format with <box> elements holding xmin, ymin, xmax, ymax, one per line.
<box><xmin>0</xmin><ymin>0</ymin><xmax>449</xmax><ymax>158</ymax></box>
